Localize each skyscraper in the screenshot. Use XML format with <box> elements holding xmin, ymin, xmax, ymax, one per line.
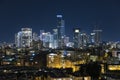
<box><xmin>73</xmin><ymin>28</ymin><xmax>80</xmax><ymax>48</ymax></box>
<box><xmin>49</xmin><ymin>34</ymin><xmax>54</xmax><ymax>49</ymax></box>
<box><xmin>53</xmin><ymin>29</ymin><xmax>58</xmax><ymax>49</ymax></box>
<box><xmin>56</xmin><ymin>15</ymin><xmax>65</xmax><ymax>48</ymax></box>
<box><xmin>90</xmin><ymin>32</ymin><xmax>95</xmax><ymax>43</ymax></box>
<box><xmin>33</xmin><ymin>32</ymin><xmax>39</xmax><ymax>41</ymax></box>
<box><xmin>64</xmin><ymin>36</ymin><xmax>70</xmax><ymax>47</ymax></box>
<box><xmin>40</xmin><ymin>30</ymin><xmax>45</xmax><ymax>41</ymax></box>
<box><xmin>40</xmin><ymin>32</ymin><xmax>51</xmax><ymax>48</ymax></box>
<box><xmin>15</xmin><ymin>28</ymin><xmax>32</xmax><ymax>48</ymax></box>
<box><xmin>79</xmin><ymin>32</ymin><xmax>89</xmax><ymax>48</ymax></box>
<box><xmin>15</xmin><ymin>31</ymin><xmax>22</xmax><ymax>47</ymax></box>
<box><xmin>93</xmin><ymin>28</ymin><xmax>102</xmax><ymax>45</ymax></box>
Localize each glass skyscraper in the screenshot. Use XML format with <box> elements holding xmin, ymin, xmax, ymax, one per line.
<box><xmin>73</xmin><ymin>28</ymin><xmax>80</xmax><ymax>48</ymax></box>
<box><xmin>15</xmin><ymin>28</ymin><xmax>32</xmax><ymax>48</ymax></box>
<box><xmin>56</xmin><ymin>15</ymin><xmax>65</xmax><ymax>48</ymax></box>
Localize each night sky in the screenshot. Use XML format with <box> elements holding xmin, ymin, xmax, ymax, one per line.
<box><xmin>0</xmin><ymin>0</ymin><xmax>120</xmax><ymax>42</ymax></box>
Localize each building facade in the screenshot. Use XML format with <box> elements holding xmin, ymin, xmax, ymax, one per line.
<box><xmin>56</xmin><ymin>15</ymin><xmax>65</xmax><ymax>48</ymax></box>
<box><xmin>79</xmin><ymin>32</ymin><xmax>89</xmax><ymax>48</ymax></box>
<box><xmin>93</xmin><ymin>29</ymin><xmax>102</xmax><ymax>45</ymax></box>
<box><xmin>15</xmin><ymin>28</ymin><xmax>32</xmax><ymax>48</ymax></box>
<box><xmin>73</xmin><ymin>28</ymin><xmax>80</xmax><ymax>48</ymax></box>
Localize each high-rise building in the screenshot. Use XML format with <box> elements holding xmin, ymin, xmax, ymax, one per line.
<box><xmin>73</xmin><ymin>28</ymin><xmax>80</xmax><ymax>48</ymax></box>
<box><xmin>53</xmin><ymin>29</ymin><xmax>58</xmax><ymax>49</ymax></box>
<box><xmin>15</xmin><ymin>28</ymin><xmax>32</xmax><ymax>48</ymax></box>
<box><xmin>39</xmin><ymin>30</ymin><xmax>55</xmax><ymax>48</ymax></box>
<box><xmin>15</xmin><ymin>31</ymin><xmax>22</xmax><ymax>47</ymax></box>
<box><xmin>90</xmin><ymin>32</ymin><xmax>95</xmax><ymax>43</ymax></box>
<box><xmin>64</xmin><ymin>36</ymin><xmax>70</xmax><ymax>47</ymax></box>
<box><xmin>40</xmin><ymin>30</ymin><xmax>45</xmax><ymax>41</ymax></box>
<box><xmin>93</xmin><ymin>29</ymin><xmax>102</xmax><ymax>45</ymax></box>
<box><xmin>33</xmin><ymin>32</ymin><xmax>39</xmax><ymax>41</ymax></box>
<box><xmin>41</xmin><ymin>32</ymin><xmax>51</xmax><ymax>48</ymax></box>
<box><xmin>49</xmin><ymin>34</ymin><xmax>54</xmax><ymax>49</ymax></box>
<box><xmin>56</xmin><ymin>15</ymin><xmax>65</xmax><ymax>48</ymax></box>
<box><xmin>79</xmin><ymin>32</ymin><xmax>89</xmax><ymax>48</ymax></box>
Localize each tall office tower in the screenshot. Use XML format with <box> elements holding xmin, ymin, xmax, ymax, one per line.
<box><xmin>64</xmin><ymin>36</ymin><xmax>70</xmax><ymax>47</ymax></box>
<box><xmin>73</xmin><ymin>28</ymin><xmax>80</xmax><ymax>48</ymax></box>
<box><xmin>41</xmin><ymin>32</ymin><xmax>51</xmax><ymax>48</ymax></box>
<box><xmin>93</xmin><ymin>28</ymin><xmax>102</xmax><ymax>45</ymax></box>
<box><xmin>15</xmin><ymin>28</ymin><xmax>32</xmax><ymax>48</ymax></box>
<box><xmin>40</xmin><ymin>30</ymin><xmax>45</xmax><ymax>41</ymax></box>
<box><xmin>53</xmin><ymin>29</ymin><xmax>58</xmax><ymax>49</ymax></box>
<box><xmin>33</xmin><ymin>32</ymin><xmax>39</xmax><ymax>41</ymax></box>
<box><xmin>15</xmin><ymin>31</ymin><xmax>22</xmax><ymax>47</ymax></box>
<box><xmin>79</xmin><ymin>32</ymin><xmax>89</xmax><ymax>48</ymax></box>
<box><xmin>40</xmin><ymin>30</ymin><xmax>53</xmax><ymax>48</ymax></box>
<box><xmin>21</xmin><ymin>28</ymin><xmax>32</xmax><ymax>47</ymax></box>
<box><xmin>49</xmin><ymin>34</ymin><xmax>54</xmax><ymax>49</ymax></box>
<box><xmin>90</xmin><ymin>32</ymin><xmax>95</xmax><ymax>43</ymax></box>
<box><xmin>56</xmin><ymin>15</ymin><xmax>65</xmax><ymax>48</ymax></box>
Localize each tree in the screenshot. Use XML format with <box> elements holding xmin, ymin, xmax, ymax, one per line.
<box><xmin>87</xmin><ymin>61</ymin><xmax>101</xmax><ymax>80</ymax></box>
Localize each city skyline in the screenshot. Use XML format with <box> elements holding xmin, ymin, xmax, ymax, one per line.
<box><xmin>0</xmin><ymin>0</ymin><xmax>120</xmax><ymax>42</ymax></box>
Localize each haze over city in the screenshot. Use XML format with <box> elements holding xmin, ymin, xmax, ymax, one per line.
<box><xmin>0</xmin><ymin>0</ymin><xmax>120</xmax><ymax>42</ymax></box>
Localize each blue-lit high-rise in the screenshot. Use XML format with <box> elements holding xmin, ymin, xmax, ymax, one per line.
<box><xmin>56</xmin><ymin>15</ymin><xmax>65</xmax><ymax>48</ymax></box>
